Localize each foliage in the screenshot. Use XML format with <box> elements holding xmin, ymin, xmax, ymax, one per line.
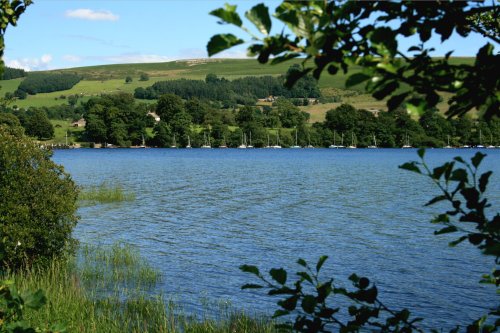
<box><xmin>83</xmin><ymin>93</ymin><xmax>148</xmax><ymax>146</ymax></box>
<box><xmin>138</xmin><ymin>73</ymin><xmax>149</xmax><ymax>81</ymax></box>
<box><xmin>0</xmin><ymin>126</ymin><xmax>78</xmax><ymax>270</ymax></box>
<box><xmin>135</xmin><ymin>71</ymin><xmax>320</xmax><ymax>102</ymax></box>
<box><xmin>3</xmin><ymin>243</ymin><xmax>275</xmax><ymax>333</ymax></box>
<box><xmin>207</xmin><ymin>1</ymin><xmax>499</xmax><ymax>120</ymax></box>
<box><xmin>78</xmin><ymin>182</ymin><xmax>135</xmax><ymax>204</ymax></box>
<box><xmin>0</xmin><ymin>279</ymin><xmax>64</xmax><ymax>333</ymax></box>
<box><xmin>0</xmin><ymin>0</ymin><xmax>31</xmax><ymax>79</ymax></box>
<box><xmin>240</xmin><ymin>151</ymin><xmax>498</xmax><ymax>332</ymax></box>
<box><xmin>23</xmin><ymin>109</ymin><xmax>54</xmax><ymax>140</ymax></box>
<box><xmin>400</xmin><ymin>150</ymin><xmax>499</xmax><ymax>275</ymax></box>
<box><xmin>17</xmin><ymin>73</ymin><xmax>81</xmax><ymax>95</ymax></box>
<box><xmin>125</xmin><ymin>75</ymin><xmax>132</xmax><ymax>84</ymax></box>
<box><xmin>0</xmin><ymin>66</ymin><xmax>26</xmax><ymax>80</ymax></box>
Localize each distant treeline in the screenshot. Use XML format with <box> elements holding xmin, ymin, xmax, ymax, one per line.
<box><xmin>135</xmin><ymin>67</ymin><xmax>320</xmax><ymax>104</ymax></box>
<box><xmin>0</xmin><ymin>67</ymin><xmax>27</xmax><ymax>80</ymax></box>
<box><xmin>17</xmin><ymin>73</ymin><xmax>81</xmax><ymax>95</ymax></box>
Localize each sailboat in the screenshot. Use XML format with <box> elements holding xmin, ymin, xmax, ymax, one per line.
<box><xmin>367</xmin><ymin>134</ymin><xmax>378</xmax><ymax>148</ymax></box>
<box><xmin>264</xmin><ymin>134</ymin><xmax>271</xmax><ymax>148</ymax></box>
<box><xmin>238</xmin><ymin>133</ymin><xmax>247</xmax><ymax>149</ymax></box>
<box><xmin>329</xmin><ymin>131</ymin><xmax>338</xmax><ymax>148</ymax></box>
<box><xmin>247</xmin><ymin>132</ymin><xmax>254</xmax><ymax>148</ymax></box>
<box><xmin>140</xmin><ymin>134</ymin><xmax>146</xmax><ymax>148</ymax></box>
<box><xmin>170</xmin><ymin>134</ymin><xmax>177</xmax><ymax>148</ymax></box>
<box><xmin>443</xmin><ymin>135</ymin><xmax>452</xmax><ymax>149</ymax></box>
<box><xmin>186</xmin><ymin>135</ymin><xmax>192</xmax><ymax>148</ymax></box>
<box><xmin>338</xmin><ymin>133</ymin><xmax>345</xmax><ymax>148</ymax></box>
<box><xmin>201</xmin><ymin>132</ymin><xmax>211</xmax><ymax>148</ymax></box>
<box><xmin>486</xmin><ymin>134</ymin><xmax>495</xmax><ymax>149</ymax></box>
<box><xmin>476</xmin><ymin>129</ymin><xmax>484</xmax><ymax>148</ymax></box>
<box><xmin>272</xmin><ymin>129</ymin><xmax>282</xmax><ymax>148</ymax></box>
<box><xmin>402</xmin><ymin>132</ymin><xmax>412</xmax><ymax>148</ymax></box>
<box><xmin>347</xmin><ymin>132</ymin><xmax>357</xmax><ymax>149</ymax></box>
<box><xmin>291</xmin><ymin>128</ymin><xmax>301</xmax><ymax>148</ymax></box>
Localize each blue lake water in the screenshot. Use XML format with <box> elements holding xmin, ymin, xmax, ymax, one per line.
<box><xmin>53</xmin><ymin>148</ymin><xmax>500</xmax><ymax>330</ymax></box>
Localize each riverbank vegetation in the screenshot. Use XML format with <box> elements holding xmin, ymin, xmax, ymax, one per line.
<box><xmin>3</xmin><ymin>243</ymin><xmax>276</xmax><ymax>333</ymax></box>
<box><xmin>79</xmin><ymin>182</ymin><xmax>136</xmax><ymax>204</ymax></box>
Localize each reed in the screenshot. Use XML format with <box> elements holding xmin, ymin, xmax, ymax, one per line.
<box><xmin>78</xmin><ymin>182</ymin><xmax>135</xmax><ymax>204</ymax></box>
<box><xmin>3</xmin><ymin>243</ymin><xmax>277</xmax><ymax>333</ymax></box>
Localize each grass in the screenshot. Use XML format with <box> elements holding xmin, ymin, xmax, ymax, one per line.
<box><xmin>3</xmin><ymin>243</ymin><xmax>277</xmax><ymax>333</ymax></box>
<box><xmin>1</xmin><ymin>57</ymin><xmax>476</xmax><ymax>120</ymax></box>
<box><xmin>78</xmin><ymin>182</ymin><xmax>136</xmax><ymax>204</ymax></box>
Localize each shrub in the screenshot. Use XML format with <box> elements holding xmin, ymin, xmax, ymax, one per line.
<box><xmin>0</xmin><ymin>126</ymin><xmax>79</xmax><ymax>269</ymax></box>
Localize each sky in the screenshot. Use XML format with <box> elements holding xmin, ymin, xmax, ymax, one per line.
<box><xmin>4</xmin><ymin>1</ymin><xmax>495</xmax><ymax>71</ymax></box>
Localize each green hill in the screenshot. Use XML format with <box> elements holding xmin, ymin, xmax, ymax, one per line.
<box><xmin>0</xmin><ymin>57</ymin><xmax>475</xmax><ymax>110</ymax></box>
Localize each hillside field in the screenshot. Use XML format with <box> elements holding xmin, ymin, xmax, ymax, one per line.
<box><xmin>1</xmin><ymin>57</ymin><xmax>474</xmax><ymax>118</ymax></box>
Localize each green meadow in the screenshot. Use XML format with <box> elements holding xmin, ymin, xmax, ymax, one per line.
<box><xmin>1</xmin><ymin>57</ymin><xmax>475</xmax><ymax>118</ymax></box>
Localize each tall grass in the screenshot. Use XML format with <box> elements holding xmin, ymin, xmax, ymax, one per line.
<box><xmin>3</xmin><ymin>243</ymin><xmax>277</xmax><ymax>333</ymax></box>
<box><xmin>79</xmin><ymin>182</ymin><xmax>135</xmax><ymax>204</ymax></box>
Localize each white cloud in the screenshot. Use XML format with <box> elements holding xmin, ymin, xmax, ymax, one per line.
<box><xmin>5</xmin><ymin>54</ymin><xmax>53</xmax><ymax>71</ymax></box>
<box><xmin>65</xmin><ymin>9</ymin><xmax>119</xmax><ymax>21</ymax></box>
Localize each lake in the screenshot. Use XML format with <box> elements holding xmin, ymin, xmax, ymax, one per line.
<box><xmin>53</xmin><ymin>148</ymin><xmax>500</xmax><ymax>330</ymax></box>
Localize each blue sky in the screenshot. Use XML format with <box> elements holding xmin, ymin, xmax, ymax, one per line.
<box><xmin>4</xmin><ymin>1</ymin><xmax>495</xmax><ymax>71</ymax></box>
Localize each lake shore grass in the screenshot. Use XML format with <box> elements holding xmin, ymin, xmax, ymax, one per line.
<box><xmin>78</xmin><ymin>182</ymin><xmax>136</xmax><ymax>204</ymax></box>
<box><xmin>3</xmin><ymin>243</ymin><xmax>277</xmax><ymax>333</ymax></box>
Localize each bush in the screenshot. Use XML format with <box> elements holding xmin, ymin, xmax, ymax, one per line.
<box><xmin>0</xmin><ymin>126</ymin><xmax>79</xmax><ymax>269</ymax></box>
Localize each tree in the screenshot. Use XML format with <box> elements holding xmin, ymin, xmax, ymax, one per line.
<box><xmin>156</xmin><ymin>93</ymin><xmax>185</xmax><ymax>123</ymax></box>
<box><xmin>125</xmin><ymin>76</ymin><xmax>133</xmax><ymax>84</ymax></box>
<box><xmin>0</xmin><ymin>126</ymin><xmax>78</xmax><ymax>269</ymax></box>
<box><xmin>208</xmin><ymin>1</ymin><xmax>499</xmax><ymax>120</ymax></box>
<box><xmin>0</xmin><ymin>1</ymin><xmax>31</xmax><ymax>79</ymax></box>
<box><xmin>139</xmin><ymin>73</ymin><xmax>149</xmax><ymax>81</ymax></box>
<box><xmin>208</xmin><ymin>1</ymin><xmax>499</xmax><ymax>331</ymax></box>
<box><xmin>24</xmin><ymin>109</ymin><xmax>54</xmax><ymax>140</ymax></box>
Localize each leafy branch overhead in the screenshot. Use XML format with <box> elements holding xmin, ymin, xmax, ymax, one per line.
<box><xmin>207</xmin><ymin>1</ymin><xmax>499</xmax><ymax>120</ymax></box>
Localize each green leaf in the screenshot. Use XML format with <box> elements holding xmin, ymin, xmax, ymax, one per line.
<box><xmin>316</xmin><ymin>255</ymin><xmax>328</xmax><ymax>272</ymax></box>
<box><xmin>241</xmin><ymin>284</ymin><xmax>263</xmax><ymax>289</ymax></box>
<box><xmin>209</xmin><ymin>4</ymin><xmax>242</xmax><ymax>27</ymax></box>
<box><xmin>478</xmin><ymin>171</ymin><xmax>492</xmax><ymax>193</ymax></box>
<box><xmin>432</xmin><ymin>214</ymin><xmax>450</xmax><ymax>223</ymax></box>
<box><xmin>450</xmin><ymin>168</ymin><xmax>468</xmax><ymax>182</ymax></box>
<box><xmin>270</xmin><ymin>268</ymin><xmax>287</xmax><ymax>285</ymax></box>
<box><xmin>369</xmin><ymin>27</ymin><xmax>397</xmax><ymax>56</ymax></box>
<box><xmin>399</xmin><ymin>162</ymin><xmax>421</xmax><ymax>174</ymax></box>
<box><xmin>434</xmin><ymin>226</ymin><xmax>458</xmax><ymax>235</ymax></box>
<box><xmin>245</xmin><ymin>3</ymin><xmax>271</xmax><ymax>35</ymax></box>
<box><xmin>387</xmin><ymin>91</ymin><xmax>410</xmax><ymax>111</ymax></box>
<box><xmin>301</xmin><ymin>295</ymin><xmax>317</xmax><ymax>314</ymax></box>
<box><xmin>471</xmin><ymin>152</ymin><xmax>486</xmax><ymax>169</ymax></box>
<box><xmin>207</xmin><ymin>34</ymin><xmax>244</xmax><ymax>57</ymax></box>
<box><xmin>297</xmin><ymin>271</ymin><xmax>313</xmax><ymax>284</ymax></box>
<box><xmin>345</xmin><ymin>73</ymin><xmax>371</xmax><ymax>88</ymax></box>
<box><xmin>240</xmin><ymin>264</ymin><xmax>260</xmax><ymax>276</ymax></box>
<box><xmin>278</xmin><ymin>295</ymin><xmax>298</xmax><ymax>310</ymax></box>
<box><xmin>273</xmin><ymin>309</ymin><xmax>290</xmax><ymax>318</ymax></box>
<box><xmin>297</xmin><ymin>258</ymin><xmax>307</xmax><ymax>267</ymax></box>
<box><xmin>23</xmin><ymin>289</ymin><xmax>46</xmax><ymax>309</ymax></box>
<box><xmin>453</xmin><ymin>156</ymin><xmax>465</xmax><ymax>164</ymax></box>
<box><xmin>449</xmin><ymin>235</ymin><xmax>468</xmax><ymax>247</ymax></box>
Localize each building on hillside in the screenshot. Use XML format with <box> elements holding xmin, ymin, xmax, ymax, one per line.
<box><xmin>147</xmin><ymin>112</ymin><xmax>161</xmax><ymax>122</ymax></box>
<box><xmin>72</xmin><ymin>118</ymin><xmax>86</xmax><ymax>127</ymax></box>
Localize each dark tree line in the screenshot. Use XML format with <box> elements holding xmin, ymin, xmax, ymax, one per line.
<box><xmin>310</xmin><ymin>104</ymin><xmax>500</xmax><ymax>148</ymax></box>
<box><xmin>83</xmin><ymin>93</ymin><xmax>150</xmax><ymax>146</ymax></box>
<box><xmin>0</xmin><ymin>66</ymin><xmax>26</xmax><ymax>80</ymax></box>
<box><xmin>17</xmin><ymin>73</ymin><xmax>81</xmax><ymax>95</ymax></box>
<box><xmin>135</xmin><ymin>66</ymin><xmax>320</xmax><ymax>104</ymax></box>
